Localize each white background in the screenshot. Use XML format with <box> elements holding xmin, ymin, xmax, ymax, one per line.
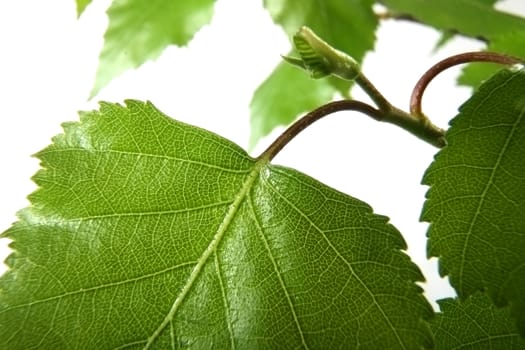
<box><xmin>1</xmin><ymin>0</ymin><xmax>524</xmax><ymax>309</ymax></box>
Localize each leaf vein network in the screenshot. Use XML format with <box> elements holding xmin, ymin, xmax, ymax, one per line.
<box><xmin>38</xmin><ymin>148</ymin><xmax>252</xmax><ymax>174</ymax></box>
<box><xmin>457</xmin><ymin>73</ymin><xmax>525</xmax><ymax>294</ymax></box>
<box><xmin>141</xmin><ymin>161</ymin><xmax>266</xmax><ymax>348</ymax></box>
<box><xmin>260</xmin><ymin>172</ymin><xmax>408</xmax><ymax>349</ymax></box>
<box><xmin>248</xmin><ymin>191</ymin><xmax>309</xmax><ymax>349</ymax></box>
<box><xmin>0</xmin><ymin>261</ymin><xmax>196</xmax><ymax>314</ymax></box>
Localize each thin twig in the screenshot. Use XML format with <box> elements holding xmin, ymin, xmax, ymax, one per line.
<box><xmin>258</xmin><ymin>100</ymin><xmax>382</xmax><ymax>161</ymax></box>
<box><xmin>355</xmin><ymin>73</ymin><xmax>392</xmax><ymax>111</ymax></box>
<box><xmin>410</xmin><ymin>51</ymin><xmax>523</xmax><ymax>118</ymax></box>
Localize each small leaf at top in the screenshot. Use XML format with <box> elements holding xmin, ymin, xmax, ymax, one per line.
<box><xmin>431</xmin><ymin>293</ymin><xmax>525</xmax><ymax>350</ymax></box>
<box><xmin>90</xmin><ymin>0</ymin><xmax>216</xmax><ymax>98</ymax></box>
<box><xmin>0</xmin><ymin>100</ymin><xmax>433</xmax><ymax>349</ymax></box>
<box><xmin>422</xmin><ymin>67</ymin><xmax>525</xmax><ymax>335</ymax></box>
<box><xmin>250</xmin><ymin>0</ymin><xmax>377</xmax><ymax>148</ymax></box>
<box><xmin>75</xmin><ymin>0</ymin><xmax>92</xmax><ymax>17</ymax></box>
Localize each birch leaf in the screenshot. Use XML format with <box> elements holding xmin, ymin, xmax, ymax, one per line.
<box><xmin>0</xmin><ymin>100</ymin><xmax>433</xmax><ymax>349</ymax></box>
<box><xmin>422</xmin><ymin>68</ymin><xmax>525</xmax><ymax>335</ymax></box>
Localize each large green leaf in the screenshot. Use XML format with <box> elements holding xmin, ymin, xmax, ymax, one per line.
<box><xmin>0</xmin><ymin>100</ymin><xmax>433</xmax><ymax>349</ymax></box>
<box><xmin>432</xmin><ymin>293</ymin><xmax>525</xmax><ymax>349</ymax></box>
<box><xmin>90</xmin><ymin>0</ymin><xmax>216</xmax><ymax>98</ymax></box>
<box><xmin>250</xmin><ymin>0</ymin><xmax>378</xmax><ymax>148</ymax></box>
<box><xmin>421</xmin><ymin>68</ymin><xmax>525</xmax><ymax>334</ymax></box>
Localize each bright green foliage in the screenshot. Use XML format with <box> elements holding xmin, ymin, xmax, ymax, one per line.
<box><xmin>75</xmin><ymin>0</ymin><xmax>92</xmax><ymax>17</ymax></box>
<box><xmin>90</xmin><ymin>0</ymin><xmax>216</xmax><ymax>97</ymax></box>
<box><xmin>263</xmin><ymin>0</ymin><xmax>377</xmax><ymax>57</ymax></box>
<box><xmin>432</xmin><ymin>293</ymin><xmax>525</xmax><ymax>350</ymax></box>
<box><xmin>83</xmin><ymin>0</ymin><xmax>524</xmax><ymax>145</ymax></box>
<box><xmin>0</xmin><ymin>101</ymin><xmax>433</xmax><ymax>349</ymax></box>
<box><xmin>83</xmin><ymin>0</ymin><xmax>525</xmax><ymax>142</ymax></box>
<box><xmin>422</xmin><ymin>68</ymin><xmax>525</xmax><ymax>334</ymax></box>
<box><xmin>249</xmin><ymin>0</ymin><xmax>377</xmax><ymax>148</ymax></box>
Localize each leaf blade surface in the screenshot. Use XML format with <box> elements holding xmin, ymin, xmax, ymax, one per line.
<box><xmin>422</xmin><ymin>68</ymin><xmax>525</xmax><ymax>334</ymax></box>
<box><xmin>431</xmin><ymin>293</ymin><xmax>525</xmax><ymax>350</ymax></box>
<box><xmin>1</xmin><ymin>100</ymin><xmax>432</xmax><ymax>349</ymax></box>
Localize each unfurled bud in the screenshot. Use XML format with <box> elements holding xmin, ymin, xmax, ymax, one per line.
<box><xmin>283</xmin><ymin>26</ymin><xmax>361</xmax><ymax>81</ymax></box>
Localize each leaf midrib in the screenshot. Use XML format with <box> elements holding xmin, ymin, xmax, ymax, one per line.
<box><xmin>248</xmin><ymin>191</ymin><xmax>309</xmax><ymax>349</ymax></box>
<box><xmin>142</xmin><ymin>159</ymin><xmax>267</xmax><ymax>349</ymax></box>
<box><xmin>39</xmin><ymin>147</ymin><xmax>251</xmax><ymax>174</ymax></box>
<box><xmin>458</xmin><ymin>72</ymin><xmax>525</xmax><ymax>294</ymax></box>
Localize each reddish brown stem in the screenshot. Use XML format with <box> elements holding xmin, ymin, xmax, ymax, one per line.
<box><xmin>410</xmin><ymin>52</ymin><xmax>523</xmax><ymax>118</ymax></box>
<box><xmin>258</xmin><ymin>100</ymin><xmax>382</xmax><ymax>161</ymax></box>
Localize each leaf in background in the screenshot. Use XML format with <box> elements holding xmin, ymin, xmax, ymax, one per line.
<box><xmin>381</xmin><ymin>0</ymin><xmax>525</xmax><ymax>88</ymax></box>
<box><xmin>421</xmin><ymin>68</ymin><xmax>525</xmax><ymax>334</ymax></box>
<box><xmin>432</xmin><ymin>293</ymin><xmax>525</xmax><ymax>350</ymax></box>
<box><xmin>250</xmin><ymin>0</ymin><xmax>377</xmax><ymax>148</ymax></box>
<box><xmin>75</xmin><ymin>0</ymin><xmax>92</xmax><ymax>17</ymax></box>
<box><xmin>459</xmin><ymin>32</ymin><xmax>525</xmax><ymax>89</ymax></box>
<box><xmin>432</xmin><ymin>30</ymin><xmax>456</xmax><ymax>53</ymax></box>
<box><xmin>381</xmin><ymin>0</ymin><xmax>525</xmax><ymax>39</ymax></box>
<box><xmin>90</xmin><ymin>0</ymin><xmax>216</xmax><ymax>98</ymax></box>
<box><xmin>264</xmin><ymin>0</ymin><xmax>377</xmax><ymax>57</ymax></box>
<box><xmin>432</xmin><ymin>0</ymin><xmax>500</xmax><ymax>45</ymax></box>
<box><xmin>249</xmin><ymin>61</ymin><xmax>337</xmax><ymax>149</ymax></box>
<box><xmin>0</xmin><ymin>100</ymin><xmax>433</xmax><ymax>349</ymax></box>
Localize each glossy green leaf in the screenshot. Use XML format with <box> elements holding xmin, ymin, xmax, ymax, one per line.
<box><xmin>422</xmin><ymin>68</ymin><xmax>525</xmax><ymax>334</ymax></box>
<box><xmin>0</xmin><ymin>100</ymin><xmax>433</xmax><ymax>348</ymax></box>
<box><xmin>90</xmin><ymin>0</ymin><xmax>216</xmax><ymax>98</ymax></box>
<box><xmin>75</xmin><ymin>0</ymin><xmax>92</xmax><ymax>17</ymax></box>
<box><xmin>250</xmin><ymin>0</ymin><xmax>377</xmax><ymax>148</ymax></box>
<box><xmin>432</xmin><ymin>293</ymin><xmax>525</xmax><ymax>350</ymax></box>
<box><xmin>459</xmin><ymin>32</ymin><xmax>525</xmax><ymax>89</ymax></box>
